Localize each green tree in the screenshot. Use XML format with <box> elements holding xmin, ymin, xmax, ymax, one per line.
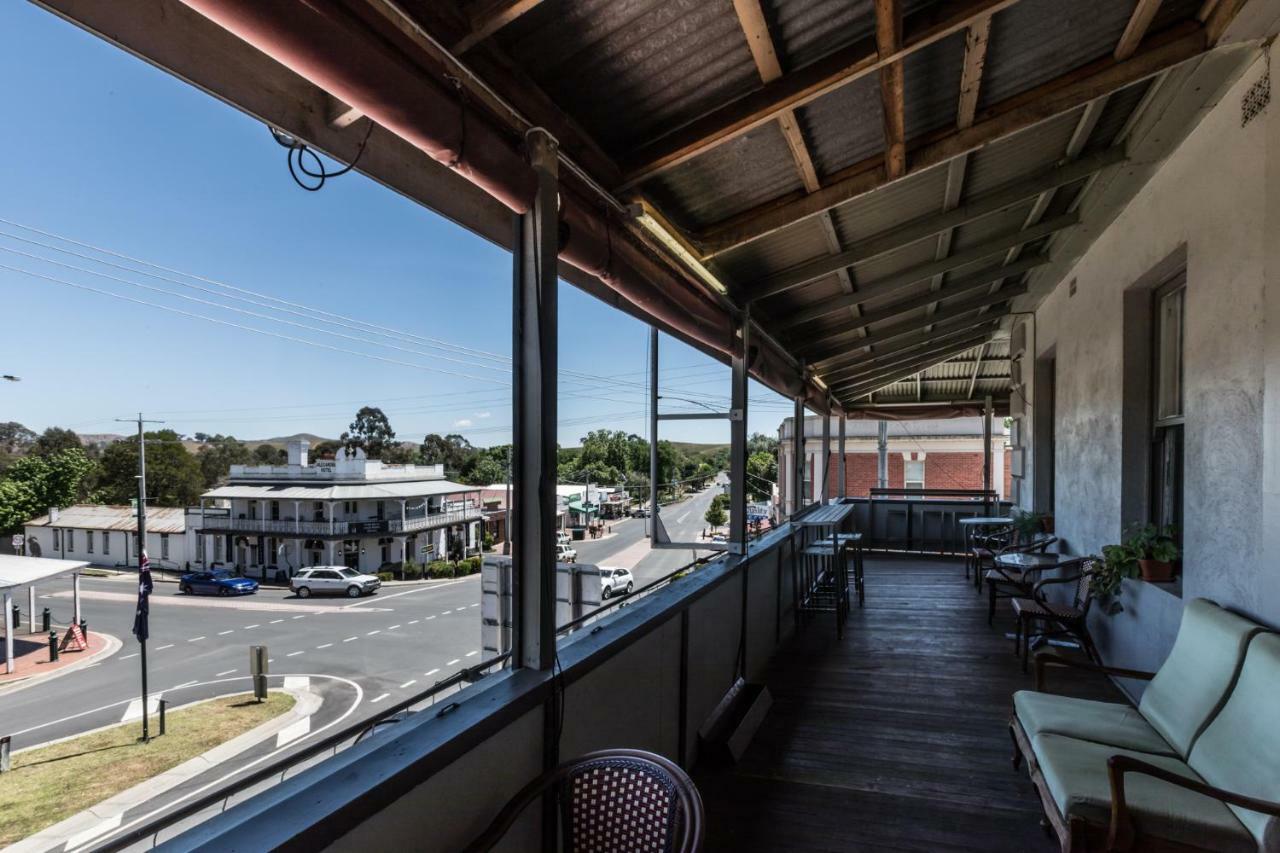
<box><xmin>381</xmin><ymin>442</ymin><xmax>420</xmax><ymax>465</ymax></box>
<box><xmin>420</xmin><ymin>433</ymin><xmax>476</xmax><ymax>474</ymax></box>
<box><xmin>704</xmin><ymin>502</ymin><xmax>727</xmax><ymax>530</ymax></box>
<box><xmin>747</xmin><ymin>432</ymin><xmax>779</xmax><ymax>457</ymax></box>
<box><xmin>461</xmin><ymin>455</ymin><xmax>504</xmax><ymax>486</ymax></box>
<box><xmin>253</xmin><ymin>443</ymin><xmax>286</xmax><ymax>464</ymax></box>
<box><xmin>746</xmin><ymin>451</ymin><xmax>777</xmax><ymax>502</ymax></box>
<box><xmin>97</xmin><ymin>430</ymin><xmax>203</xmax><ymax>507</ymax></box>
<box><xmin>196</xmin><ymin>435</ymin><xmax>253</xmax><ymax>487</ymax></box>
<box><xmin>311</xmin><ymin>440</ymin><xmax>342</xmax><ymax>460</ymax></box>
<box><xmin>31</xmin><ymin>427</ymin><xmax>83</xmax><ymax>457</ymax></box>
<box><xmin>0</xmin><ymin>449</ymin><xmax>96</xmax><ymax>530</ymax></box>
<box><xmin>341</xmin><ymin>406</ymin><xmax>396</xmax><ymax>459</ymax></box>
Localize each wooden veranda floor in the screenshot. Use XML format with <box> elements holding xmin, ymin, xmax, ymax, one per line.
<box><xmin>697</xmin><ymin>555</ymin><xmax>1121</xmax><ymax>852</ymax></box>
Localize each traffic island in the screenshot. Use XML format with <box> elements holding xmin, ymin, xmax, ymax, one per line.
<box><xmin>0</xmin><ymin>691</ymin><xmax>296</xmax><ymax>849</ymax></box>
<box><xmin>0</xmin><ymin>630</ymin><xmax>120</xmax><ymax>690</ymax></box>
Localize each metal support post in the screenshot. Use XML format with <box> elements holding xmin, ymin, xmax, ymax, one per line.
<box><xmin>512</xmin><ymin>128</ymin><xmax>559</xmax><ymax>674</ymax></box>
<box><xmin>983</xmin><ymin>394</ymin><xmax>994</xmax><ymax>514</ymax></box>
<box><xmin>728</xmin><ymin>319</ymin><xmax>749</xmax><ymax>554</ymax></box>
<box><xmin>649</xmin><ymin>326</ymin><xmax>659</xmax><ymax>540</ymax></box>
<box><xmin>28</xmin><ymin>587</ymin><xmax>35</xmax><ymax>635</ymax></box>
<box><xmin>820</xmin><ymin>405</ymin><xmax>831</xmax><ymax>504</ymax></box>
<box><xmin>792</xmin><ymin>397</ymin><xmax>805</xmax><ymax>516</ymax></box>
<box><xmin>877</xmin><ymin>421</ymin><xmax>889</xmax><ymax>489</ymax></box>
<box><xmin>837</xmin><ymin>410</ymin><xmax>847</xmax><ymax>499</ymax></box>
<box><xmin>2</xmin><ymin>591</ymin><xmax>12</xmax><ymax>675</ymax></box>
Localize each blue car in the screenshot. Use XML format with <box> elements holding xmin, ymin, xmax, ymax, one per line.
<box><xmin>180</xmin><ymin>569</ymin><xmax>259</xmax><ymax>596</ymax></box>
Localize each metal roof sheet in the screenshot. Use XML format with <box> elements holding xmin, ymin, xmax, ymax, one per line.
<box><xmin>202</xmin><ymin>480</ymin><xmax>480</xmax><ymax>501</ymax></box>
<box><xmin>25</xmin><ymin>505</ymin><xmax>188</xmax><ymax>534</ymax></box>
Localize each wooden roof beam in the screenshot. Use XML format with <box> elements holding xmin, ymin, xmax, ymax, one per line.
<box><xmin>957</xmin><ymin>14</ymin><xmax>993</xmax><ymax>129</ymax></box>
<box><xmin>747</xmin><ymin>146</ymin><xmax>1121</xmax><ymax>300</ymax></box>
<box><xmin>776</xmin><ymin>212</ymin><xmax>1075</xmax><ymax>330</ymax></box>
<box><xmin>1117</xmin><ymin>0</ymin><xmax>1165</xmax><ymax>60</ymax></box>
<box><xmin>696</xmin><ymin>21</ymin><xmax>1207</xmax><ymax>257</ymax></box>
<box><xmin>876</xmin><ymin>0</ymin><xmax>908</xmax><ymax>179</ymax></box>
<box><xmin>618</xmin><ymin>0</ymin><xmax>1024</xmax><ymax>189</ymax></box>
<box><xmin>452</xmin><ymin>0</ymin><xmax>546</xmax><ymax>54</ymax></box>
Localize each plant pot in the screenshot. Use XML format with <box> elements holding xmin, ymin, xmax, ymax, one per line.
<box><xmin>1138</xmin><ymin>559</ymin><xmax>1174</xmax><ymax>582</ymax></box>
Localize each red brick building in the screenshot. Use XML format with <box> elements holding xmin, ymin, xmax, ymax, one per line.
<box><xmin>778</xmin><ymin>416</ymin><xmax>1010</xmax><ymax>513</ymax></box>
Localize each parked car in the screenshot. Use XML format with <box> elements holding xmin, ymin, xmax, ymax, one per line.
<box><xmin>599</xmin><ymin>567</ymin><xmax>634</xmax><ymax>599</ymax></box>
<box><xmin>631</xmin><ymin>507</ymin><xmax>650</xmax><ymax>518</ymax></box>
<box><xmin>291</xmin><ymin>566</ymin><xmax>381</xmax><ymax>598</ymax></box>
<box><xmin>180</xmin><ymin>569</ymin><xmax>258</xmax><ymax>596</ymax></box>
<box><xmin>555</xmin><ymin>543</ymin><xmax>577</xmax><ymax>563</ymax></box>
<box><xmin>556</xmin><ymin>532</ymin><xmax>572</xmax><ymax>546</ymax></box>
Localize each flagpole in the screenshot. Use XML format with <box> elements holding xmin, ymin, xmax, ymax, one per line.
<box><xmin>119</xmin><ymin>412</ymin><xmax>162</xmax><ymax>743</ymax></box>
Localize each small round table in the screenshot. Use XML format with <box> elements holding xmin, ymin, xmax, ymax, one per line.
<box><xmin>958</xmin><ymin>516</ymin><xmax>1013</xmax><ymax>584</ymax></box>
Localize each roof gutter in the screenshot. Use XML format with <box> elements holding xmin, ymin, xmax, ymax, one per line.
<box><xmin>177</xmin><ymin>0</ymin><xmax>818</xmax><ymax>404</ymax></box>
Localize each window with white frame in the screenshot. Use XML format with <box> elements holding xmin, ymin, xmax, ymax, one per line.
<box><xmin>102</xmin><ymin>531</ymin><xmax>110</xmax><ymax>555</ymax></box>
<box><xmin>161</xmin><ymin>533</ymin><xmax>170</xmax><ymax>560</ymax></box>
<box><xmin>86</xmin><ymin>530</ymin><xmax>94</xmax><ymax>553</ymax></box>
<box><xmin>904</xmin><ymin>459</ymin><xmax>925</xmax><ymax>491</ymax></box>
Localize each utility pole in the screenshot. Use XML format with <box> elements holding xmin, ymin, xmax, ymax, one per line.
<box><xmin>116</xmin><ymin>413</ymin><xmax>164</xmax><ymax>742</ymax></box>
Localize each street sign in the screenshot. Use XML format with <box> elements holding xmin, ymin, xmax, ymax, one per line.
<box><xmin>10</xmin><ymin>535</ymin><xmax>22</xmax><ymax>551</ymax></box>
<box><xmin>60</xmin><ymin>622</ymin><xmax>88</xmax><ymax>652</ymax></box>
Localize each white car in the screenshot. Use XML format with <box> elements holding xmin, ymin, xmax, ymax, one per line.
<box><xmin>555</xmin><ymin>543</ymin><xmax>577</xmax><ymax>562</ymax></box>
<box><xmin>600</xmin><ymin>567</ymin><xmax>634</xmax><ymax>599</ymax></box>
<box><xmin>556</xmin><ymin>532</ymin><xmax>572</xmax><ymax>546</ymax></box>
<box><xmin>291</xmin><ymin>566</ymin><xmax>382</xmax><ymax>598</ymax></box>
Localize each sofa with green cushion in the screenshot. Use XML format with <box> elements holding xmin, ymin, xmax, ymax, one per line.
<box><xmin>1009</xmin><ymin>598</ymin><xmax>1279</xmax><ymax>852</ymax></box>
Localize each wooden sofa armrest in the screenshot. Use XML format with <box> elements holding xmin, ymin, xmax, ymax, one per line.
<box><xmin>1106</xmin><ymin>755</ymin><xmax>1280</xmax><ymax>851</ymax></box>
<box><xmin>1033</xmin><ymin>653</ymin><xmax>1156</xmax><ymax>692</ymax></box>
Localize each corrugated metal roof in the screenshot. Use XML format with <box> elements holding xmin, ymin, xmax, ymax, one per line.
<box><xmin>26</xmin><ymin>505</ymin><xmax>187</xmax><ymax>534</ymax></box>
<box><xmin>202</xmin><ymin>480</ymin><xmax>481</xmax><ymax>501</ymax></box>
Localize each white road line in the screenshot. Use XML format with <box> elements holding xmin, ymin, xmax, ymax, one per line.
<box><xmin>343</xmin><ymin>636</ymin><xmax>358</xmax><ymax>642</ymax></box>
<box><xmin>286</xmin><ymin>651</ymin><xmax>305</xmax><ymax>657</ymax></box>
<box><xmin>188</xmin><ymin>636</ymin><xmax>206</xmax><ymax>642</ymax></box>
<box><xmin>275</xmin><ymin>715</ymin><xmax>311</xmax><ymax>748</ymax></box>
<box><xmin>441</xmin><ymin>611</ymin><xmax>452</xmax><ymax>615</ymax></box>
<box><xmin>465</xmin><ymin>650</ymin><xmax>479</xmax><ymax>657</ymax></box>
<box><xmin>469</xmin><ymin>603</ymin><xmax>479</xmax><ymax>608</ymax></box>
<box><xmin>447</xmin><ymin>658</ymin><xmax>460</xmax><ymax>666</ymax></box>
<box><xmin>156</xmin><ymin>644</ymin><xmax>174</xmax><ymax>651</ymax></box>
<box><xmin>399</xmin><ymin>679</ymin><xmax>417</xmax><ymax>689</ymax></box>
<box><xmin>244</xmin><ymin>624</ymin><xmax>260</xmax><ymax>629</ymax></box>
<box><xmin>173</xmin><ymin>680</ymin><xmax>198</xmax><ymax>689</ymax></box>
<box><xmin>267</xmin><ymin>659</ymin><xmax>274</xmax><ymax>664</ymax></box>
<box><xmin>292</xmin><ymin>615</ymin><xmax>306</xmax><ymax>620</ymax></box>
<box><xmin>270</xmin><ymin>619</ymin><xmax>284</xmax><ymax>624</ymax></box>
<box><xmin>217</xmin><ymin>630</ymin><xmax>233</xmax><ymax>636</ymax></box>
<box><xmin>387</xmin><ymin>624</ymin><xmax>401</xmax><ymax>630</ymax></box>
<box><xmin>316</xmin><ymin>643</ymin><xmax>333</xmax><ymax>649</ymax></box>
<box><xmin>370</xmin><ymin>693</ymin><xmax>390</xmax><ymax>704</ymax></box>
<box><xmin>425</xmin><ymin>668</ymin><xmax>440</xmax><ymax>676</ymax></box>
<box><xmin>408</xmin><ymin>620</ymin><xmax>419</xmax><ymax>624</ymax></box>
<box><xmin>216</xmin><ymin>669</ymin><xmax>236</xmax><ymax>677</ymax></box>
<box><xmin>366</xmin><ymin>630</ymin><xmax>381</xmax><ymax>636</ymax></box>
<box><xmin>425</xmin><ymin>615</ymin><xmax>436</xmax><ymax>620</ymax></box>
<box><xmin>120</xmin><ymin>653</ymin><xmax>139</xmax><ymax>660</ymax></box>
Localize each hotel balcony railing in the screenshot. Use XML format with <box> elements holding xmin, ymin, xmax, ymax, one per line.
<box><xmin>199</xmin><ymin>507</ymin><xmax>484</xmax><ymax>537</ymax></box>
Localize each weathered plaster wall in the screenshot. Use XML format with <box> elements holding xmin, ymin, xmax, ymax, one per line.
<box><xmin>1032</xmin><ymin>46</ymin><xmax>1278</xmax><ymax>687</ymax></box>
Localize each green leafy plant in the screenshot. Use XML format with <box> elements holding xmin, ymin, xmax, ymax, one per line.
<box><xmin>1125</xmin><ymin>523</ymin><xmax>1180</xmax><ymax>563</ymax></box>
<box><xmin>1011</xmin><ymin>509</ymin><xmax>1046</xmax><ymax>542</ymax></box>
<box><xmin>1096</xmin><ymin>543</ymin><xmax>1141</xmax><ymax>613</ymax></box>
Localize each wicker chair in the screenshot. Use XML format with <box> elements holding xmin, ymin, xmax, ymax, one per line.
<box><xmin>983</xmin><ymin>534</ymin><xmax>1059</xmax><ymax>625</ymax></box>
<box><xmin>1010</xmin><ymin>559</ymin><xmax>1100</xmax><ymax>672</ymax></box>
<box><xmin>464</xmin><ymin>748</ymin><xmax>705</xmax><ymax>852</ymax></box>
<box><xmin>966</xmin><ymin>524</ymin><xmax>1014</xmax><ymax>584</ymax></box>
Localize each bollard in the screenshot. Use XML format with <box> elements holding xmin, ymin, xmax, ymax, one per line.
<box><xmin>48</xmin><ymin>630</ymin><xmax>59</xmax><ymax>662</ymax></box>
<box><xmin>0</xmin><ymin>736</ymin><xmax>9</xmax><ymax>773</ymax></box>
<box><xmin>10</xmin><ymin>605</ymin><xmax>18</xmax><ymax>632</ymax></box>
<box><xmin>79</xmin><ymin>619</ymin><xmax>88</xmax><ymax>644</ymax></box>
<box><xmin>41</xmin><ymin>607</ymin><xmax>50</xmax><ymax>633</ymax></box>
<box><xmin>158</xmin><ymin>699</ymin><xmax>167</xmax><ymax>736</ymax></box>
<box><xmin>250</xmin><ymin>645</ymin><xmax>268</xmax><ymax>702</ymax></box>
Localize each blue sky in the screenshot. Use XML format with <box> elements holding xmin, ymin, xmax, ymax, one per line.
<box><xmin>0</xmin><ymin>4</ymin><xmax>794</xmax><ymax>448</ymax></box>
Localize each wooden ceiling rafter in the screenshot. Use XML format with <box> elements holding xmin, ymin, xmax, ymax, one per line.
<box><xmin>694</xmin><ymin>21</ymin><xmax>1209</xmax><ymax>257</ymax></box>
<box><xmin>1117</xmin><ymin>0</ymin><xmax>1166</xmax><ymax>60</ymax></box>
<box><xmin>875</xmin><ymin>0</ymin><xmax>908</xmax><ymax>179</ymax></box>
<box><xmin>452</xmin><ymin>0</ymin><xmax>547</xmax><ymax>54</ymax></box>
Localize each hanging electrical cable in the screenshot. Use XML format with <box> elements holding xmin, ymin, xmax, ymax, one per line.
<box><xmin>269</xmin><ymin>121</ymin><xmax>375</xmax><ymax>192</ymax></box>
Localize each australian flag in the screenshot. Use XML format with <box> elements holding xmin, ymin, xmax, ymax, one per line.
<box><xmin>133</xmin><ymin>551</ymin><xmax>153</xmax><ymax>642</ymax></box>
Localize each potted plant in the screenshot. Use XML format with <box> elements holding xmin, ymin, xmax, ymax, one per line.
<box><xmin>1125</xmin><ymin>524</ymin><xmax>1179</xmax><ymax>582</ymax></box>
<box><xmin>1010</xmin><ymin>509</ymin><xmax>1046</xmax><ymax>544</ymax></box>
<box><xmin>1096</xmin><ymin>542</ymin><xmax>1140</xmax><ymax>614</ymax></box>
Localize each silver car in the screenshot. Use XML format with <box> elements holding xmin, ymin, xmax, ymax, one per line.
<box><xmin>291</xmin><ymin>566</ymin><xmax>381</xmax><ymax>598</ymax></box>
<box><xmin>600</xmin><ymin>567</ymin><xmax>634</xmax><ymax>599</ymax></box>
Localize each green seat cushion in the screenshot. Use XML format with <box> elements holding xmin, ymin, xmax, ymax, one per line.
<box><xmin>1014</xmin><ymin>691</ymin><xmax>1176</xmax><ymax>756</ymax></box>
<box><xmin>1034</xmin><ymin>734</ymin><xmax>1254</xmax><ymax>853</ymax></box>
<box><xmin>1138</xmin><ymin>599</ymin><xmax>1264</xmax><ymax>757</ymax></box>
<box><xmin>1188</xmin><ymin>632</ymin><xmax>1280</xmax><ymax>851</ymax></box>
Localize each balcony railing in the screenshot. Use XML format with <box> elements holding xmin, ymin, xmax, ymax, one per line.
<box><xmin>200</xmin><ymin>508</ymin><xmax>484</xmax><ymax>537</ymax></box>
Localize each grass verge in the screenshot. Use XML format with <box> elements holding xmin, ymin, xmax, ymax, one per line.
<box><xmin>0</xmin><ymin>691</ymin><xmax>294</xmax><ymax>847</ymax></box>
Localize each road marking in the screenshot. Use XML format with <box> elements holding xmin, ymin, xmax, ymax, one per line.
<box><xmin>216</xmin><ymin>669</ymin><xmax>236</xmax><ymax>677</ymax></box>
<box><xmin>388</xmin><ymin>624</ymin><xmax>401</xmax><ymax>630</ymax></box>
<box><xmin>244</xmin><ymin>624</ymin><xmax>260</xmax><ymax>629</ymax></box>
<box><xmin>341</xmin><ymin>579</ymin><xmax>469</xmax><ymax>609</ymax></box>
<box><xmin>441</xmin><ymin>611</ymin><xmax>452</xmax><ymax>615</ymax></box>
<box><xmin>173</xmin><ymin>680</ymin><xmax>198</xmax><ymax>689</ymax></box>
<box><xmin>156</xmin><ymin>644</ymin><xmax>174</xmax><ymax>651</ymax></box>
<box><xmin>121</xmin><ymin>696</ymin><xmax>162</xmax><ymax>723</ymax></box>
<box><xmin>188</xmin><ymin>636</ymin><xmax>206</xmax><ymax>642</ymax></box>
<box><xmin>292</xmin><ymin>615</ymin><xmax>306</xmax><ymax>620</ymax></box>
<box><xmin>316</xmin><ymin>643</ymin><xmax>333</xmax><ymax>649</ymax></box>
<box><xmin>120</xmin><ymin>653</ymin><xmax>139</xmax><ymax>660</ymax></box>
<box><xmin>408</xmin><ymin>620</ymin><xmax>419</xmax><ymax>624</ymax></box>
<box><xmin>425</xmin><ymin>668</ymin><xmax>440</xmax><ymax>676</ymax></box>
<box><xmin>286</xmin><ymin>651</ymin><xmax>305</xmax><ymax>657</ymax></box>
<box><xmin>425</xmin><ymin>615</ymin><xmax>436</xmax><ymax>620</ymax></box>
<box><xmin>217</xmin><ymin>630</ymin><xmax>234</xmax><ymax>636</ymax></box>
<box><xmin>676</xmin><ymin>511</ymin><xmax>690</xmax><ymax>524</ymax></box>
<box><xmin>270</xmin><ymin>619</ymin><xmax>284</xmax><ymax>624</ymax></box>
<box><xmin>399</xmin><ymin>679</ymin><xmax>417</xmax><ymax>689</ymax></box>
<box><xmin>469</xmin><ymin>603</ymin><xmax>479</xmax><ymax>608</ymax></box>
<box><xmin>366</xmin><ymin>630</ymin><xmax>381</xmax><ymax>636</ymax></box>
<box><xmin>343</xmin><ymin>636</ymin><xmax>358</xmax><ymax>642</ymax></box>
<box><xmin>447</xmin><ymin>658</ymin><xmax>460</xmax><ymax>666</ymax></box>
<box><xmin>465</xmin><ymin>650</ymin><xmax>478</xmax><ymax>657</ymax></box>
<box><xmin>370</xmin><ymin>693</ymin><xmax>390</xmax><ymax>704</ymax></box>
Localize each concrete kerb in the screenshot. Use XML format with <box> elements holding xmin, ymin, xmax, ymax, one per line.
<box><xmin>7</xmin><ymin>680</ymin><xmax>322</xmax><ymax>853</ymax></box>
<box><xmin>0</xmin><ymin>632</ymin><xmax>122</xmax><ymax>698</ymax></box>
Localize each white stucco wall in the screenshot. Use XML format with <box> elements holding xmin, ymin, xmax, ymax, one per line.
<box><xmin>1029</xmin><ymin>46</ymin><xmax>1279</xmax><ymax>680</ymax></box>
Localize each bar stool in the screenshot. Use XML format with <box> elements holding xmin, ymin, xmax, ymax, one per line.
<box><xmin>832</xmin><ymin>532</ymin><xmax>865</xmax><ymax>606</ymax></box>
